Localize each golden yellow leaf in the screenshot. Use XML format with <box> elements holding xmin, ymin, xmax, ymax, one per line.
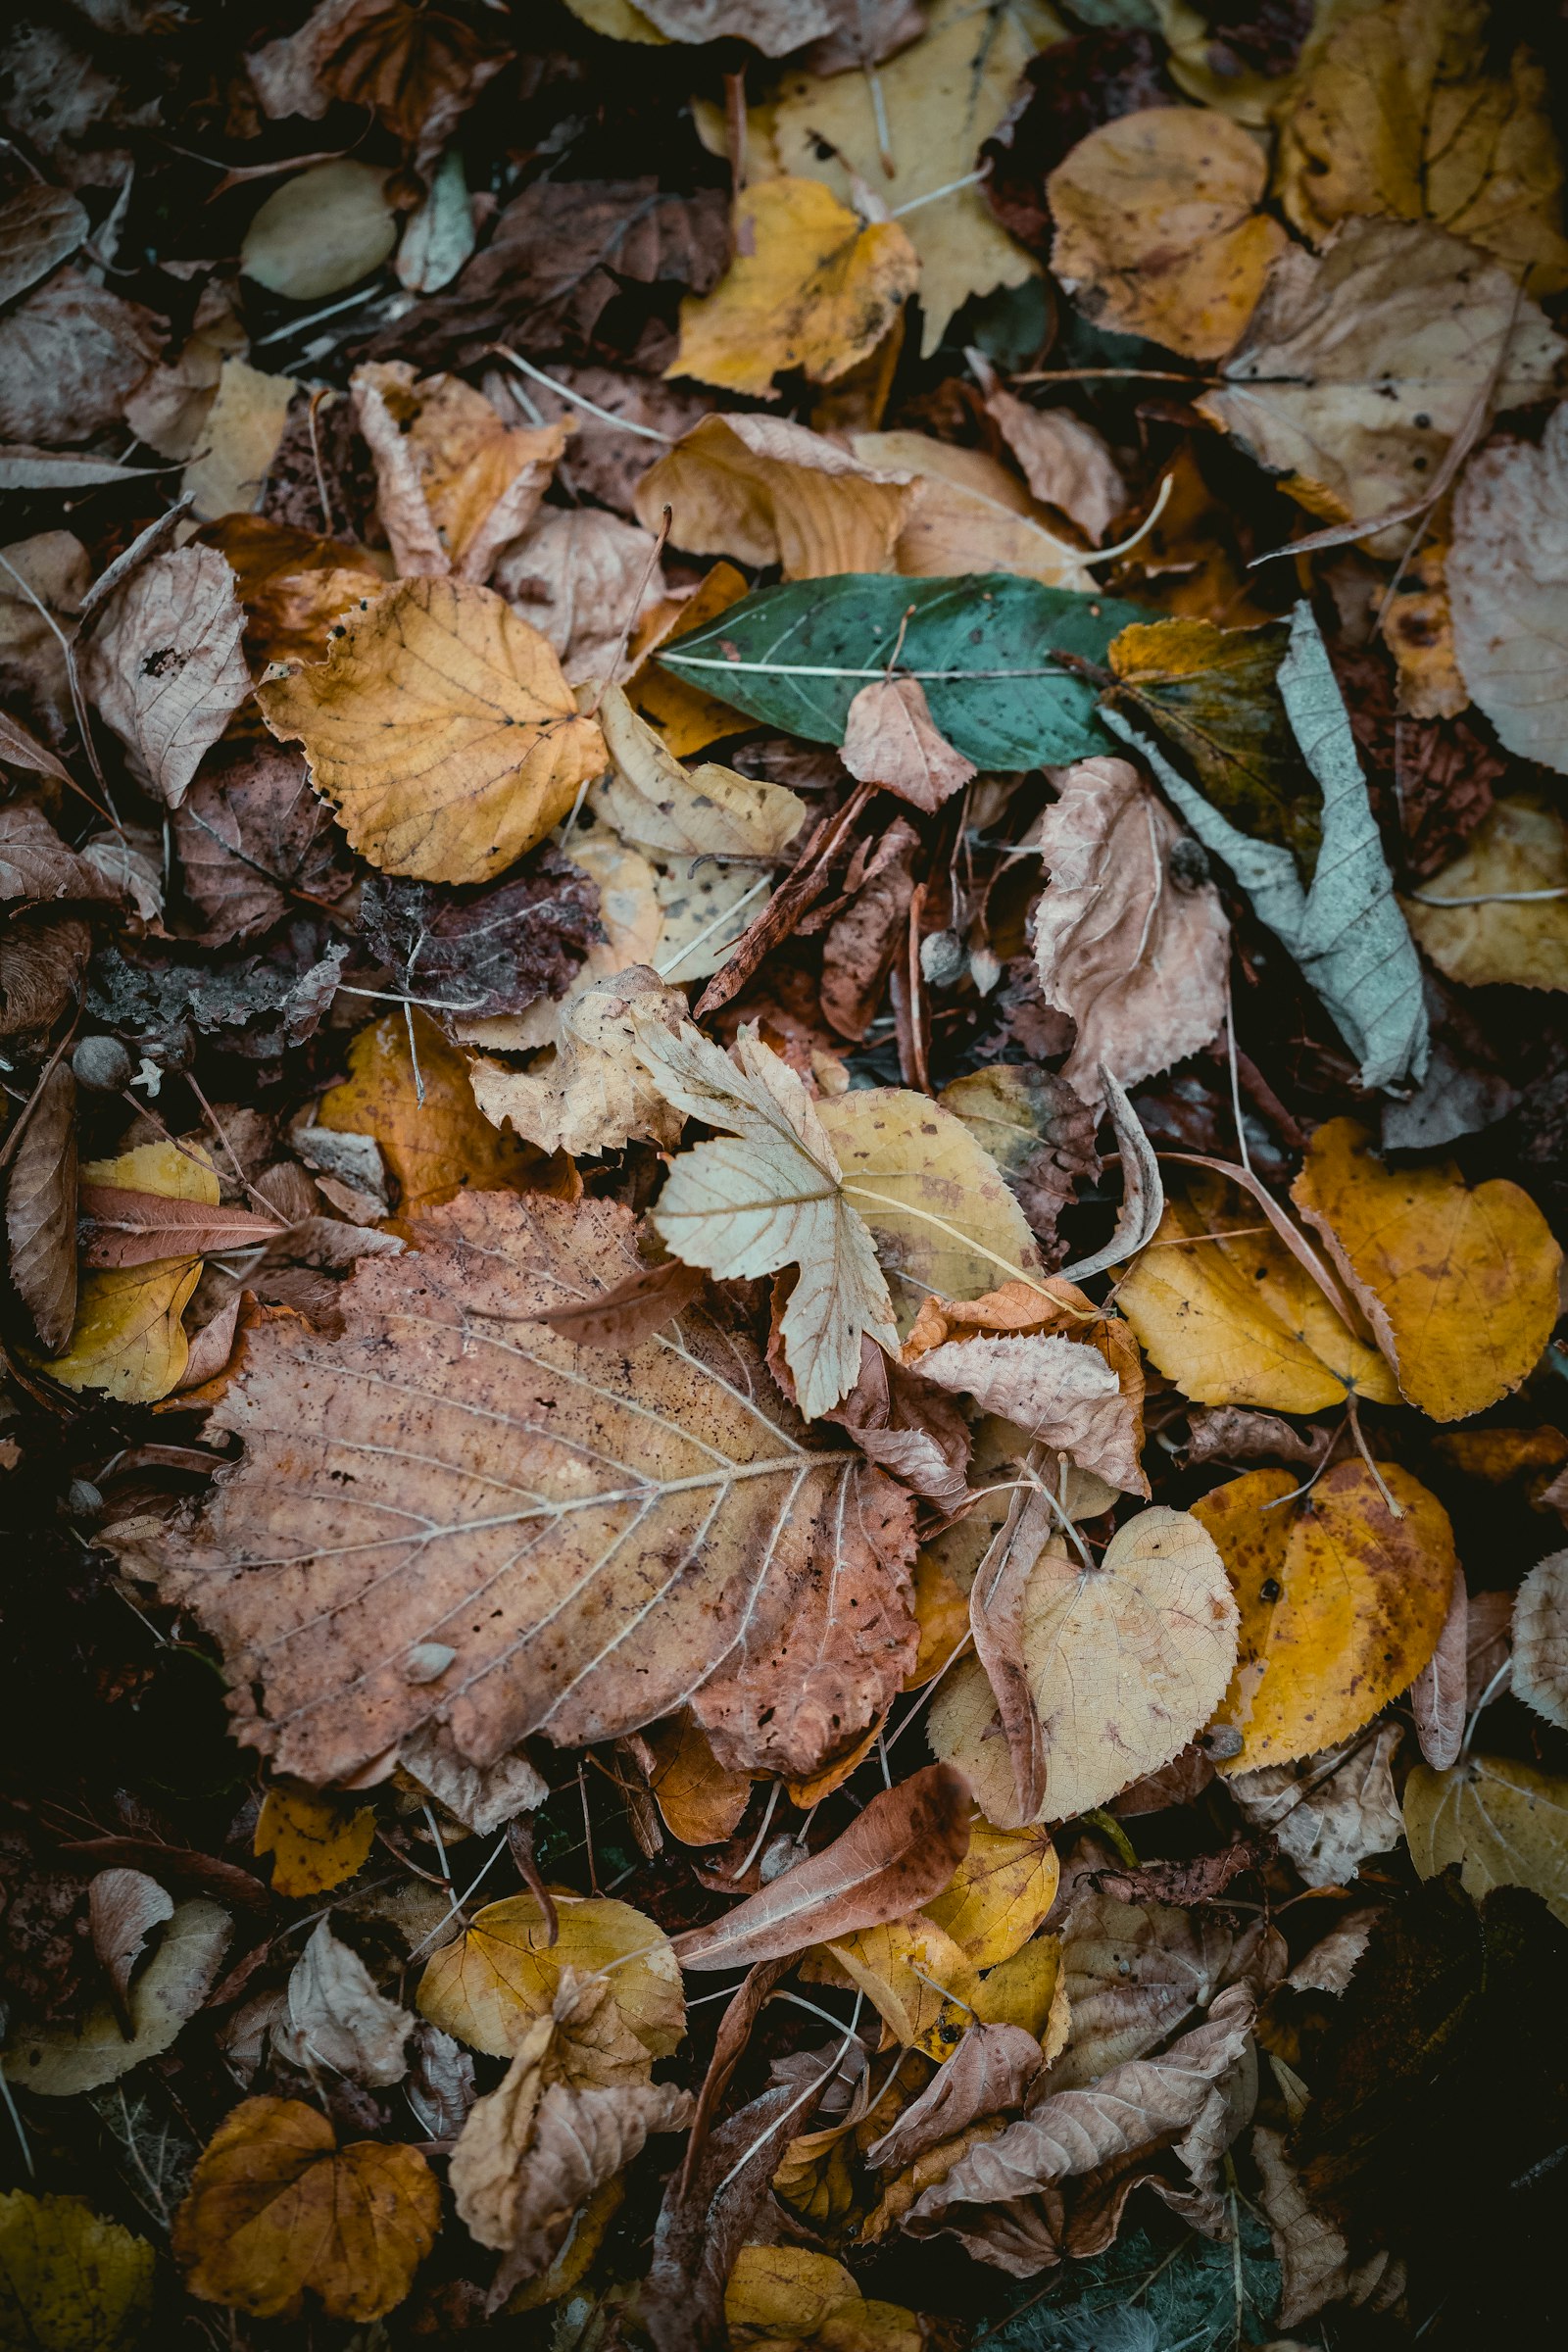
<box><xmin>817</xmin><ymin>1915</ymin><xmax>978</xmax><ymax>2057</ymax></box>
<box><xmin>40</xmin><ymin>1140</ymin><xmax>218</xmax><ymax>1402</ymax></box>
<box><xmin>850</xmin><ymin>430</ymin><xmax>1094</xmax><ymax>588</ymax></box>
<box><xmin>0</xmin><ymin>2191</ymin><xmax>153</xmax><ymax>2351</ymax></box>
<box><xmin>671</xmin><ymin>178</ymin><xmax>917</xmax><ymax>403</ymax></box>
<box><xmin>1292</xmin><ymin>1117</ymin><xmax>1563</xmax><ymax>1422</ymax></box>
<box><xmin>1404</xmin><ymin>796</ymin><xmax>1568</xmax><ymax>992</ymax></box>
<box><xmin>642</xmin><ymin>1715</ymin><xmax>754</xmax><ymax>1845</ymax></box>
<box><xmin>254</xmin><ymin>1783</ymin><xmax>377</xmax><ymax>1897</ymax></box>
<box><xmin>1275</xmin><ymin>0</ymin><xmax>1568</xmax><ymax>296</ymax></box>
<box><xmin>770</xmin><ymin>0</ymin><xmax>1053</xmax><ymax>356</ymax></box>
<box><xmin>172</xmin><ymin>2095</ymin><xmax>439</xmax><ymax>2322</ymax></box>
<box><xmin>1383</xmin><ymin>538</ymin><xmax>1468</xmax><ymax>720</ymax></box>
<box><xmin>970</xmin><ymin>1933</ymin><xmax>1064</xmax><ymax>2043</ymax></box>
<box><xmin>923</xmin><ymin>1821</ymin><xmax>1059</xmax><ymax>1970</ymax></box>
<box><xmin>726</xmin><ymin>2245</ymin><xmax>859</xmax><ymax>2346</ymax></box>
<box><xmin>1404</xmin><ymin>1752</ymin><xmax>1568</xmax><ymax>1927</ymax></box>
<box><xmin>628</xmin><ymin>558</ymin><xmax>751</xmax><ymax>755</ymax></box>
<box><xmin>257</xmin><ymin>576</ymin><xmax>607</xmax><ymax>885</ymax></box>
<box><xmin>1114</xmin><ymin>1172</ymin><xmax>1397</xmax><ymax>1414</ymax></box>
<box><xmin>1193</xmin><ymin>1460</ymin><xmax>1456</xmax><ymax>1772</ymax></box>
<box><xmin>562</xmin><ymin>0</ymin><xmax>668</xmax><ymax>39</ymax></box>
<box><xmin>1047</xmin><ymin>106</ymin><xmax>1285</xmax><ymax>361</ymax></box>
<box><xmin>352</xmin><ymin>362</ymin><xmax>569</xmax><ymax>581</ymax></box>
<box><xmin>416</xmin><ymin>1891</ymin><xmax>683</xmax><ymax>2061</ymax></box>
<box><xmin>635</xmin><ymin>413</ymin><xmax>914</xmax><ymax>581</ymax></box>
<box><xmin>316</xmin><ymin>1007</ymin><xmax>545</xmax><ymax>1232</ymax></box>
<box><xmin>904</xmin><ymin>1552</ymin><xmax>969</xmax><ymax>1690</ymax></box>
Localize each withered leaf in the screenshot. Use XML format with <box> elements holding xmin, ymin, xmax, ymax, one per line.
<box><xmin>135</xmin><ymin>1191</ymin><xmax>919</xmax><ymax>1785</ymax></box>
<box><xmin>0</xmin><ymin>271</ymin><xmax>160</xmax><ymax>445</ymax></box>
<box><xmin>360</xmin><ymin>853</ymin><xmax>600</xmax><ymax>1020</ymax></box>
<box><xmin>0</xmin><ymin>182</ymin><xmax>87</xmax><ymax>308</ymax></box>
<box><xmin>6</xmin><ymin>1059</ymin><xmax>76</xmax><ymax>1351</ymax></box>
<box><xmin>866</xmin><ymin>2023</ymin><xmax>1043</xmax><ymax>2174</ymax></box>
<box><xmin>84</xmin><ymin>547</ymin><xmax>251</xmax><ymax>809</ymax></box>
<box><xmin>172</xmin><ymin>744</ymin><xmax>352</xmax><ymax>947</ymax></box>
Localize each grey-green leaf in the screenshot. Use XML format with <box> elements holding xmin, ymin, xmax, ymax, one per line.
<box><xmin>655</xmin><ymin>573</ymin><xmax>1152</xmax><ymax>768</ymax></box>
<box><xmin>1102</xmin><ymin>602</ymin><xmax>1429</xmax><ymax>1094</ymax></box>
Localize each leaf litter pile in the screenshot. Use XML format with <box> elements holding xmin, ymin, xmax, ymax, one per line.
<box><xmin>11</xmin><ymin>1</ymin><xmax>1568</xmax><ymax>2346</ymax></box>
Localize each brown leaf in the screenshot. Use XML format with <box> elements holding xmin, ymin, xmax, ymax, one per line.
<box><xmin>0</xmin><ymin>801</ymin><xmax>117</xmax><ymax>905</ymax></box>
<box><xmin>1031</xmin><ymin>755</ymin><xmax>1228</xmax><ymax>1111</ymax></box>
<box><xmin>820</xmin><ymin>816</ymin><xmax>919</xmax><ymax>1042</ymax></box>
<box><xmin>247</xmin><ymin>0</ymin><xmax>514</xmax><ymax>173</ymax></box>
<box><xmin>271</xmin><ymin>1919</ymin><xmax>414</xmax><ymax>2089</ymax></box>
<box><xmin>84</xmin><ymin>547</ymin><xmax>251</xmax><ymax>809</ymax></box>
<box><xmin>0</xmin><ymin>710</ymin><xmax>73</xmax><ymax>788</ymax></box>
<box><xmin>1052</xmin><ymin>1886</ymin><xmax>1279</xmax><ymax>2090</ymax></box>
<box><xmin>635</xmin><ymin>414</ymin><xmax>916</xmax><ymax>582</ymax></box>
<box><xmin>915</xmin><ymin>1332</ymin><xmax>1145</xmax><ymax>1496</ymax></box>
<box><xmin>351</xmin><ymin>362</ymin><xmax>568</xmax><ymax>583</ymax></box>
<box><xmin>985</xmin><ymin>389</ymin><xmax>1128</xmax><ymax>546</ymax></box>
<box><xmin>0</xmin><ymin>270</ymin><xmax>160</xmax><ymax>444</ymax></box>
<box><xmin>87</xmin><ymin>1867</ymin><xmax>172</xmax><ymax>2021</ymax></box>
<box><xmin>1253</xmin><ymin>2125</ymin><xmax>1402</xmax><ymax>2329</ymax></box>
<box><xmin>528</xmin><ymin>1253</ymin><xmax>706</xmax><ymax>1352</ymax></box>
<box><xmin>0</xmin><ymin>912</ymin><xmax>88</xmax><ymax>1056</ymax></box>
<box><xmin>0</xmin><ymin>181</ymin><xmax>87</xmax><ymax>307</ymax></box>
<box><xmin>6</xmin><ymin>1060</ymin><xmax>76</xmax><ymax>1351</ymax></box>
<box><xmin>840</xmin><ymin>673</ymin><xmax>978</xmax><ymax>810</ymax></box>
<box><xmin>494</xmin><ymin>506</ymin><xmax>667</xmax><ymax>688</ymax></box>
<box><xmin>671</xmin><ymin>1761</ymin><xmax>971</xmax><ymax>1970</ymax></box>
<box><xmin>821</xmin><ymin>1333</ymin><xmax>972</xmax><ymax>1508</ymax></box>
<box><xmin>867</xmin><ymin>2024</ymin><xmax>1043</xmax><ymax>2174</ymax></box>
<box><xmin>137</xmin><ymin>1190</ymin><xmax>918</xmax><ymax>1785</ymax></box>
<box><xmin>1411</xmin><ymin>1573</ymin><xmax>1469</xmax><ymax>1769</ymax></box>
<box><xmin>361</xmin><ymin>855</ymin><xmax>600</xmax><ymax>1023</ymax></box>
<box><xmin>79</xmin><ymin>1185</ymin><xmax>283</xmax><ymax>1270</ymax></box>
<box><xmin>1229</xmin><ymin>1725</ymin><xmax>1406</xmax><ymax>1889</ymax></box>
<box><xmin>172</xmin><ymin>743</ymin><xmax>352</xmax><ymax>946</ymax></box>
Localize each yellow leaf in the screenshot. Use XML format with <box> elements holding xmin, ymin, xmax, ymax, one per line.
<box><xmin>1275</xmin><ymin>0</ymin><xmax>1568</xmax><ymax>296</ymax></box>
<box><xmin>416</xmin><ymin>1891</ymin><xmax>683</xmax><ymax>2061</ymax></box>
<box><xmin>643</xmin><ymin>1715</ymin><xmax>754</xmax><ymax>1845</ymax></box>
<box><xmin>183</xmin><ymin>356</ymin><xmax>298</xmax><ymax>524</ymax></box>
<box><xmin>671</xmin><ymin>178</ymin><xmax>917</xmax><ymax>402</ymax></box>
<box><xmin>971</xmin><ymin>1932</ymin><xmax>1064</xmax><ymax>2044</ymax></box>
<box><xmin>904</xmin><ymin>1551</ymin><xmax>969</xmax><ymax>1689</ymax></box>
<box><xmin>1193</xmin><ymin>1461</ymin><xmax>1456</xmax><ymax>1772</ymax></box>
<box><xmin>818</xmin><ymin>1915</ymin><xmax>978</xmax><ymax>2057</ymax></box>
<box><xmin>1047</xmin><ymin>107</ymin><xmax>1286</xmax><ymax>361</ymax></box>
<box><xmin>628</xmin><ymin>557</ymin><xmax>752</xmax><ymax>754</ymax></box>
<box><xmin>1114</xmin><ymin>1173</ymin><xmax>1397</xmax><ymax>1414</ymax></box>
<box><xmin>851</xmin><ymin>430</ymin><xmax>1094</xmax><ymax>588</ymax></box>
<box><xmin>1291</xmin><ymin>1117</ymin><xmax>1563</xmax><ymax>1422</ymax></box>
<box><xmin>316</xmin><ymin>1007</ymin><xmax>545</xmax><ymax>1232</ymax></box>
<box><xmin>562</xmin><ymin>0</ymin><xmax>669</xmax><ymax>38</ymax></box>
<box><xmin>173</xmin><ymin>2096</ymin><xmax>439</xmax><ymax>2322</ymax></box>
<box><xmin>726</xmin><ymin>2245</ymin><xmax>859</xmax><ymax>2345</ymax></box>
<box><xmin>923</xmin><ymin>1821</ymin><xmax>1059</xmax><ymax>1970</ymax></box>
<box><xmin>254</xmin><ymin>1783</ymin><xmax>377</xmax><ymax>1897</ymax></box>
<box><xmin>41</xmin><ymin>1140</ymin><xmax>218</xmax><ymax>1401</ymax></box>
<box><xmin>1404</xmin><ymin>1753</ymin><xmax>1568</xmax><ymax>1928</ymax></box>
<box><xmin>257</xmin><ymin>576</ymin><xmax>607</xmax><ymax>884</ymax></box>
<box><xmin>635</xmin><ymin>413</ymin><xmax>915</xmax><ymax>581</ymax></box>
<box><xmin>770</xmin><ymin>0</ymin><xmax>1054</xmax><ymax>356</ymax></box>
<box><xmin>1404</xmin><ymin>796</ymin><xmax>1568</xmax><ymax>992</ymax></box>
<box><xmin>0</xmin><ymin>2191</ymin><xmax>153</xmax><ymax>2351</ymax></box>
<box><xmin>352</xmin><ymin>362</ymin><xmax>569</xmax><ymax>581</ymax></box>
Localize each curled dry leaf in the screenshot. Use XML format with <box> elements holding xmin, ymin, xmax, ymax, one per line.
<box><xmin>840</xmin><ymin>672</ymin><xmax>976</xmax><ymax>809</ymax></box>
<box><xmin>494</xmin><ymin>506</ymin><xmax>666</xmax><ymax>688</ymax></box>
<box><xmin>172</xmin><ymin>2095</ymin><xmax>440</xmax><ymax>2323</ymax></box>
<box><xmin>83</xmin><ymin>546</ymin><xmax>251</xmax><ymax>809</ymax></box>
<box><xmin>1194</xmin><ymin>1460</ymin><xmax>1455</xmax><ymax>1772</ymax></box>
<box><xmin>671</xmin><ymin>1761</ymin><xmax>972</xmax><ymax>1970</ymax></box>
<box><xmin>914</xmin><ymin>1334</ymin><xmax>1143</xmax><ymax>1497</ymax></box>
<box><xmin>1051</xmin><ymin>1886</ymin><xmax>1275</xmax><ymax>2091</ymax></box>
<box><xmin>1229</xmin><ymin>1723</ymin><xmax>1406</xmax><ymax>1890</ymax></box>
<box><xmin>472</xmin><ymin>964</ymin><xmax>691</xmax><ymax>1158</ymax></box>
<box><xmin>1292</xmin><ymin>1116</ymin><xmax>1563</xmax><ymax>1422</ymax></box>
<box><xmin>272</xmin><ymin>1920</ymin><xmax>415</xmax><ymax>2088</ymax></box>
<box><xmin>1448</xmin><ymin>407</ymin><xmax>1568</xmax><ymax>778</ymax></box>
<box><xmin>635</xmin><ymin>414</ymin><xmax>915</xmax><ymax>582</ymax></box>
<box><xmin>671</xmin><ymin>177</ymin><xmax>918</xmax><ymax>402</ymax></box>
<box><xmin>866</xmin><ymin>2023</ymin><xmax>1043</xmax><ymax>2174</ymax></box>
<box><xmin>418</xmin><ymin>1891</ymin><xmax>682</xmax><ymax>2068</ymax></box>
<box><xmin>984</xmin><ymin>389</ymin><xmax>1128</xmax><ymax>547</ymax></box>
<box><xmin>88</xmin><ymin>1867</ymin><xmax>173</xmax><ymax>2019</ymax></box>
<box><xmin>10</xmin><ymin>1898</ymin><xmax>230</xmax><ymax>2098</ymax></box>
<box><xmin>1404</xmin><ymin>1751</ymin><xmax>1568</xmax><ymax>1927</ymax></box>
<box><xmin>1050</xmin><ymin>107</ymin><xmax>1284</xmax><ymax>360</ymax></box>
<box><xmin>40</xmin><ymin>1141</ymin><xmax>220</xmax><ymax>1403</ymax></box>
<box><xmin>257</xmin><ymin>577</ymin><xmax>607</xmax><ymax>886</ymax></box>
<box><xmin>6</xmin><ymin>1059</ymin><xmax>76</xmax><ymax>1352</ymax></box>
<box><xmin>134</xmin><ymin>1190</ymin><xmax>918</xmax><ymax>1784</ymax></box>
<box><xmin>930</xmin><ymin>1505</ymin><xmax>1238</xmax><ymax>1829</ymax></box>
<box><xmin>351</xmin><ymin>363</ymin><xmax>568</xmax><ymax>583</ymax></box>
<box><xmin>1411</xmin><ymin>1574</ymin><xmax>1469</xmax><ymax>1769</ymax></box>
<box><xmin>1030</xmin><ymin>756</ymin><xmax>1228</xmax><ymax>1113</ymax></box>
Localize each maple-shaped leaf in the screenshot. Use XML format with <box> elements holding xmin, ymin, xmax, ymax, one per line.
<box><xmin>131</xmin><ymin>1191</ymin><xmax>917</xmax><ymax>1784</ymax></box>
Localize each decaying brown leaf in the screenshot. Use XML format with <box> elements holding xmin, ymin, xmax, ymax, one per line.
<box><xmin>83</xmin><ymin>547</ymin><xmax>251</xmax><ymax>808</ymax></box>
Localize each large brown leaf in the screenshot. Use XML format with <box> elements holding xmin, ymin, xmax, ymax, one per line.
<box><xmin>135</xmin><ymin>1192</ymin><xmax>917</xmax><ymax>1785</ymax></box>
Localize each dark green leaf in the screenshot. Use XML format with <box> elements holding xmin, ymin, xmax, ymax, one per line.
<box><xmin>655</xmin><ymin>573</ymin><xmax>1152</xmax><ymax>768</ymax></box>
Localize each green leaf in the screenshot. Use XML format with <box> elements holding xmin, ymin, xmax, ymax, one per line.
<box><xmin>989</xmin><ymin>2213</ymin><xmax>1280</xmax><ymax>2350</ymax></box>
<box><xmin>654</xmin><ymin>573</ymin><xmax>1152</xmax><ymax>768</ymax></box>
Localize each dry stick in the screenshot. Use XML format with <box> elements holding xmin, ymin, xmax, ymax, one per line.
<box><xmin>727</xmin><ymin>1779</ymin><xmax>782</xmax><ymax>1881</ymax></box>
<box><xmin>489</xmin><ymin>346</ymin><xmax>675</xmax><ymax>442</ymax></box>
<box><xmin>307</xmin><ymin>388</ymin><xmax>337</xmax><ymax>535</ymax></box>
<box><xmin>0</xmin><ymin>1018</ymin><xmax>79</xmax><ymax>1174</ymax></box>
<box><xmin>1409</xmin><ymin>884</ymin><xmax>1568</xmax><ymax>906</ymax></box>
<box><xmin>1345</xmin><ymin>1391</ymin><xmax>1403</xmax><ymax>1519</ymax></box>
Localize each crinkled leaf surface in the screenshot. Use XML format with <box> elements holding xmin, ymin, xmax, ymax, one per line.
<box><xmin>1405</xmin><ymin>1753</ymin><xmax>1568</xmax><ymax>1927</ymax></box>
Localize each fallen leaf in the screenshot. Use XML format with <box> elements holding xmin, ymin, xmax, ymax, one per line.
<box><xmin>656</xmin><ymin>570</ymin><xmax>1149</xmax><ymax>768</ymax></box>
<box><xmin>197</xmin><ymin>514</ymin><xmax>387</xmax><ymax>668</ymax></box>
<box><xmin>930</xmin><ymin>1504</ymin><xmax>1238</xmax><ymax>1826</ymax></box>
<box><xmin>351</xmin><ymin>362</ymin><xmax>569</xmax><ymax>582</ymax></box>
<box><xmin>840</xmin><ymin>673</ymin><xmax>976</xmax><ymax>809</ymax></box>
<box><xmin>418</xmin><ymin>1890</ymin><xmax>683</xmax><ymax>2063</ymax></box>
<box><xmin>913</xmin><ymin>1335</ymin><xmax>1143</xmax><ymax>1496</ymax></box>
<box><xmin>984</xmin><ymin>390</ymin><xmax>1128</xmax><ymax>546</ymax></box>
<box><xmin>1252</xmin><ymin>2126</ymin><xmax>1396</xmax><ymax>2330</ymax></box>
<box><xmin>1405</xmin><ymin>796</ymin><xmax>1568</xmax><ymax>989</ymax></box>
<box><xmin>1274</xmin><ymin>0</ymin><xmax>1568</xmax><ymax>295</ymax></box>
<box><xmin>0</xmin><ymin>271</ymin><xmax>160</xmax><ymax>446</ymax></box>
<box><xmin>1103</xmin><ymin>602</ymin><xmax>1429</xmax><ymax>1092</ymax></box>
<box><xmin>9</xmin><ymin>1898</ymin><xmax>230</xmax><ymax>2097</ymax></box>
<box><xmin>937</xmin><ymin>1066</ymin><xmax>1099</xmax><ymax>1257</ymax></box>
<box><xmin>396</xmin><ymin>146</ymin><xmax>476</xmax><ymax>293</ymax></box>
<box><xmin>923</xmin><ymin>1821</ymin><xmax>1059</xmax><ymax>1971</ymax></box>
<box><xmin>254</xmin><ymin>1783</ymin><xmax>377</xmax><ymax>1897</ymax></box>
<box><xmin>851</xmin><ymin>429</ymin><xmax>1098</xmax><ymax>589</ymax></box>
<box><xmin>1447</xmin><ymin>406</ymin><xmax>1568</xmax><ymax>777</ymax></box>
<box><xmin>78</xmin><ymin>1187</ymin><xmax>281</xmax><ymax>1269</ymax></box>
<box><xmin>820</xmin><ymin>815</ymin><xmax>920</xmax><ymax>1040</ymax></box>
<box><xmin>725</xmin><ymin>2244</ymin><xmax>895</xmax><ymax>2350</ymax></box>
<box><xmin>1050</xmin><ymin>1885</ymin><xmax>1273</xmax><ymax>2091</ymax></box>
<box><xmin>138</xmin><ymin>1191</ymin><xmax>918</xmax><ymax>1783</ymax></box>
<box><xmin>0</xmin><ymin>182</ymin><xmax>88</xmax><ymax>308</ymax></box>
<box><xmin>40</xmin><ymin>1141</ymin><xmax>220</xmax><ymax>1402</ymax></box>
<box><xmin>1048</xmin><ymin>107</ymin><xmax>1285</xmax><ymax>360</ymax></box>
<box><xmin>1410</xmin><ymin>1574</ymin><xmax>1469</xmax><ymax>1769</ymax></box>
<box><xmin>629</xmin><ymin>558</ymin><xmax>754</xmax><ymax>752</ymax></box>
<box><xmin>1405</xmin><ymin>1752</ymin><xmax>1568</xmax><ymax>1927</ymax></box>
<box><xmin>6</xmin><ymin>1060</ymin><xmax>75</xmax><ymax>1351</ymax></box>
<box><xmin>1291</xmin><ymin>1116</ymin><xmax>1562</xmax><ymax>1421</ymax></box>
<box><xmin>272</xmin><ymin>1919</ymin><xmax>415</xmax><ymax>2087</ymax></box>
<box><xmin>0</xmin><ymin>2191</ymin><xmax>154</xmax><ymax>2352</ymax></box>
<box><xmin>641</xmin><ymin>1715</ymin><xmax>754</xmax><ymax>1845</ymax></box>
<box><xmin>1199</xmin><ymin>218</ymin><xmax>1564</xmax><ymax>540</ymax></box>
<box><xmin>172</xmin><ymin>2095</ymin><xmax>439</xmax><ymax>2322</ymax></box>
<box><xmin>635</xmin><ymin>414</ymin><xmax>916</xmax><ymax>582</ymax></box>
<box><xmin>1114</xmin><ymin>1169</ymin><xmax>1397</xmax><ymax>1414</ymax></box>
<box><xmin>183</xmin><ymin>357</ymin><xmax>301</xmax><ymax>526</ymax></box>
<box><xmin>471</xmin><ymin>965</ymin><xmax>690</xmax><ymax>1157</ymax></box>
<box><xmin>671</xmin><ymin>177</ymin><xmax>917</xmax><ymax>403</ymax></box>
<box><xmin>865</xmin><ymin>2024</ymin><xmax>1042</xmax><ymax>2176</ymax></box>
<box><xmin>1030</xmin><ymin>754</ymin><xmax>1228</xmax><ymax>1110</ymax></box>
<box><xmin>634</xmin><ymin>1017</ymin><xmax>899</xmax><ymax>1417</ymax></box>
<box><xmin>83</xmin><ymin>546</ymin><xmax>251</xmax><ymax>809</ymax></box>
<box><xmin>770</xmin><ymin>0</ymin><xmax>1053</xmax><ymax>355</ymax></box>
<box><xmin>247</xmin><ymin>0</ymin><xmax>513</xmax><ymax>172</ymax></box>
<box><xmin>672</xmin><ymin>1762</ymin><xmax>971</xmax><ymax>1969</ymax></box>
<box><xmin>813</xmin><ymin>1912</ymin><xmax>977</xmax><ymax>2056</ymax></box>
<box><xmin>240</xmin><ymin>161</ymin><xmax>398</xmax><ymax>300</ymax></box>
<box><xmin>87</xmin><ymin>1867</ymin><xmax>172</xmax><ymax>2023</ymax></box>
<box><xmin>1192</xmin><ymin>1460</ymin><xmax>1456</xmax><ymax>1771</ymax></box>
<box><xmin>316</xmin><ymin>1007</ymin><xmax>543</xmax><ymax>1231</ymax></box>
<box><xmin>360</xmin><ymin>854</ymin><xmax>600</xmax><ymax>1021</ymax></box>
<box><xmin>172</xmin><ymin>742</ymin><xmax>353</xmax><ymax>947</ymax></box>
<box><xmin>1512</xmin><ymin>1551</ymin><xmax>1568</xmax><ymax>1731</ymax></box>
<box><xmin>494</xmin><ymin>506</ymin><xmax>666</xmax><ymax>688</ymax></box>
<box><xmin>257</xmin><ymin>577</ymin><xmax>607</xmax><ymax>885</ymax></box>
<box><xmin>1229</xmin><ymin>1723</ymin><xmax>1406</xmax><ymax>1887</ymax></box>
